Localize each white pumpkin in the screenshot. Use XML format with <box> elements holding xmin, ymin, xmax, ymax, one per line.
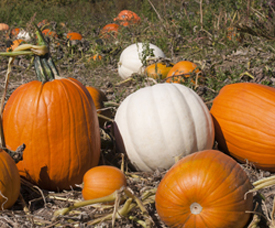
<box><xmin>118</xmin><ymin>43</ymin><xmax>165</xmax><ymax>79</ymax></box>
<box><xmin>114</xmin><ymin>83</ymin><xmax>214</xmax><ymax>172</ymax></box>
<box><xmin>17</xmin><ymin>30</ymin><xmax>31</xmax><ymax>41</ymax></box>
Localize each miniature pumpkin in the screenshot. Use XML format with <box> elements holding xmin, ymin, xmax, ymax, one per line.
<box><xmin>0</xmin><ymin>23</ymin><xmax>9</xmax><ymax>31</ymax></box>
<box><xmin>6</xmin><ymin>39</ymin><xmax>25</xmax><ymax>52</ymax></box>
<box><xmin>145</xmin><ymin>62</ymin><xmax>174</xmax><ymax>79</ymax></box>
<box><xmin>114</xmin><ymin>10</ymin><xmax>141</xmax><ymax>27</ymax></box>
<box><xmin>210</xmin><ymin>82</ymin><xmax>275</xmax><ymax>171</ymax></box>
<box><xmin>82</xmin><ymin>165</ymin><xmax>127</xmax><ymax>200</ymax></box>
<box><xmin>86</xmin><ymin>86</ymin><xmax>112</xmax><ymax>127</ymax></box>
<box><xmin>67</xmin><ymin>32</ymin><xmax>83</xmax><ymax>41</ymax></box>
<box><xmin>37</xmin><ymin>19</ymin><xmax>49</xmax><ymax>28</ymax></box>
<box><xmin>42</xmin><ymin>29</ymin><xmax>58</xmax><ymax>39</ymax></box>
<box><xmin>114</xmin><ymin>83</ymin><xmax>214</xmax><ymax>172</ymax></box>
<box><xmin>227</xmin><ymin>27</ymin><xmax>243</xmax><ymax>43</ymax></box>
<box><xmin>155</xmin><ymin>150</ymin><xmax>253</xmax><ymax>228</ymax></box>
<box><xmin>118</xmin><ymin>43</ymin><xmax>166</xmax><ymax>79</ymax></box>
<box><xmin>165</xmin><ymin>60</ymin><xmax>201</xmax><ymax>84</ymax></box>
<box><xmin>6</xmin><ymin>28</ymin><xmax>20</xmax><ymax>39</ymax></box>
<box><xmin>3</xmin><ymin>77</ymin><xmax>101</xmax><ymax>190</ymax></box>
<box><xmin>99</xmin><ymin>23</ymin><xmax>119</xmax><ymax>39</ymax></box>
<box><xmin>0</xmin><ymin>149</ymin><xmax>21</xmax><ymax>209</ymax></box>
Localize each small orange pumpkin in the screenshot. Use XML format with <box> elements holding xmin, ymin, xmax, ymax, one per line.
<box><xmin>227</xmin><ymin>27</ymin><xmax>243</xmax><ymax>43</ymax></box>
<box><xmin>0</xmin><ymin>149</ymin><xmax>21</xmax><ymax>209</ymax></box>
<box><xmin>0</xmin><ymin>23</ymin><xmax>9</xmax><ymax>31</ymax></box>
<box><xmin>155</xmin><ymin>149</ymin><xmax>253</xmax><ymax>228</ymax></box>
<box><xmin>82</xmin><ymin>165</ymin><xmax>127</xmax><ymax>201</ymax></box>
<box><xmin>145</xmin><ymin>62</ymin><xmax>174</xmax><ymax>79</ymax></box>
<box><xmin>37</xmin><ymin>19</ymin><xmax>49</xmax><ymax>28</ymax></box>
<box><xmin>42</xmin><ymin>29</ymin><xmax>58</xmax><ymax>39</ymax></box>
<box><xmin>86</xmin><ymin>86</ymin><xmax>112</xmax><ymax>127</ymax></box>
<box><xmin>99</xmin><ymin>23</ymin><xmax>119</xmax><ymax>39</ymax></box>
<box><xmin>67</xmin><ymin>32</ymin><xmax>83</xmax><ymax>41</ymax></box>
<box><xmin>6</xmin><ymin>39</ymin><xmax>25</xmax><ymax>52</ymax></box>
<box><xmin>165</xmin><ymin>60</ymin><xmax>201</xmax><ymax>84</ymax></box>
<box><xmin>114</xmin><ymin>10</ymin><xmax>141</xmax><ymax>27</ymax></box>
<box><xmin>6</xmin><ymin>27</ymin><xmax>20</xmax><ymax>39</ymax></box>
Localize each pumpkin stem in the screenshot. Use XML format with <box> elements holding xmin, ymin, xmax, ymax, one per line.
<box><xmin>190</xmin><ymin>202</ymin><xmax>203</xmax><ymax>215</ymax></box>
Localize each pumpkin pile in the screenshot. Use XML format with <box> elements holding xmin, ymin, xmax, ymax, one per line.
<box><xmin>2</xmin><ymin>13</ymin><xmax>275</xmax><ymax>228</ymax></box>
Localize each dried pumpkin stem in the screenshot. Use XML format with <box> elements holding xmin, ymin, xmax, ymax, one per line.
<box><xmin>54</xmin><ymin>189</ymin><xmax>120</xmax><ymax>217</ymax></box>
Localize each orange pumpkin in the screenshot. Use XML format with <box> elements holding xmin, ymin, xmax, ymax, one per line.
<box><xmin>227</xmin><ymin>27</ymin><xmax>243</xmax><ymax>43</ymax></box>
<box><xmin>99</xmin><ymin>23</ymin><xmax>119</xmax><ymax>39</ymax></box>
<box><xmin>67</xmin><ymin>32</ymin><xmax>83</xmax><ymax>41</ymax></box>
<box><xmin>210</xmin><ymin>82</ymin><xmax>275</xmax><ymax>171</ymax></box>
<box><xmin>86</xmin><ymin>86</ymin><xmax>112</xmax><ymax>127</ymax></box>
<box><xmin>145</xmin><ymin>62</ymin><xmax>174</xmax><ymax>79</ymax></box>
<box><xmin>165</xmin><ymin>60</ymin><xmax>201</xmax><ymax>84</ymax></box>
<box><xmin>6</xmin><ymin>39</ymin><xmax>25</xmax><ymax>52</ymax></box>
<box><xmin>3</xmin><ymin>77</ymin><xmax>101</xmax><ymax>191</ymax></box>
<box><xmin>0</xmin><ymin>149</ymin><xmax>21</xmax><ymax>209</ymax></box>
<box><xmin>114</xmin><ymin>10</ymin><xmax>141</xmax><ymax>27</ymax></box>
<box><xmin>6</xmin><ymin>27</ymin><xmax>20</xmax><ymax>39</ymax></box>
<box><xmin>155</xmin><ymin>150</ymin><xmax>253</xmax><ymax>228</ymax></box>
<box><xmin>42</xmin><ymin>29</ymin><xmax>58</xmax><ymax>39</ymax></box>
<box><xmin>82</xmin><ymin>165</ymin><xmax>127</xmax><ymax>200</ymax></box>
<box><xmin>37</xmin><ymin>19</ymin><xmax>49</xmax><ymax>28</ymax></box>
<box><xmin>0</xmin><ymin>23</ymin><xmax>9</xmax><ymax>31</ymax></box>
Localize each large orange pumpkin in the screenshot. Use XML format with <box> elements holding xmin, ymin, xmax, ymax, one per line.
<box><xmin>0</xmin><ymin>149</ymin><xmax>21</xmax><ymax>209</ymax></box>
<box><xmin>114</xmin><ymin>10</ymin><xmax>141</xmax><ymax>27</ymax></box>
<box><xmin>210</xmin><ymin>82</ymin><xmax>275</xmax><ymax>171</ymax></box>
<box><xmin>82</xmin><ymin>165</ymin><xmax>127</xmax><ymax>200</ymax></box>
<box><xmin>165</xmin><ymin>60</ymin><xmax>201</xmax><ymax>84</ymax></box>
<box><xmin>155</xmin><ymin>150</ymin><xmax>253</xmax><ymax>228</ymax></box>
<box><xmin>86</xmin><ymin>86</ymin><xmax>112</xmax><ymax>127</ymax></box>
<box><xmin>99</xmin><ymin>23</ymin><xmax>119</xmax><ymax>39</ymax></box>
<box><xmin>3</xmin><ymin>77</ymin><xmax>101</xmax><ymax>190</ymax></box>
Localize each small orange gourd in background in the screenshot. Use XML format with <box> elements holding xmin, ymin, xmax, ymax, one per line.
<box><xmin>37</xmin><ymin>19</ymin><xmax>49</xmax><ymax>28</ymax></box>
<box><xmin>0</xmin><ymin>149</ymin><xmax>21</xmax><ymax>209</ymax></box>
<box><xmin>67</xmin><ymin>32</ymin><xmax>83</xmax><ymax>41</ymax></box>
<box><xmin>114</xmin><ymin>10</ymin><xmax>141</xmax><ymax>27</ymax></box>
<box><xmin>165</xmin><ymin>60</ymin><xmax>201</xmax><ymax>84</ymax></box>
<box><xmin>42</xmin><ymin>29</ymin><xmax>58</xmax><ymax>39</ymax></box>
<box><xmin>99</xmin><ymin>23</ymin><xmax>119</xmax><ymax>39</ymax></box>
<box><xmin>82</xmin><ymin>165</ymin><xmax>127</xmax><ymax>201</ymax></box>
<box><xmin>210</xmin><ymin>82</ymin><xmax>275</xmax><ymax>171</ymax></box>
<box><xmin>5</xmin><ymin>27</ymin><xmax>20</xmax><ymax>39</ymax></box>
<box><xmin>86</xmin><ymin>86</ymin><xmax>112</xmax><ymax>127</ymax></box>
<box><xmin>145</xmin><ymin>62</ymin><xmax>174</xmax><ymax>79</ymax></box>
<box><xmin>155</xmin><ymin>150</ymin><xmax>253</xmax><ymax>228</ymax></box>
<box><xmin>0</xmin><ymin>23</ymin><xmax>9</xmax><ymax>31</ymax></box>
<box><xmin>6</xmin><ymin>39</ymin><xmax>25</xmax><ymax>52</ymax></box>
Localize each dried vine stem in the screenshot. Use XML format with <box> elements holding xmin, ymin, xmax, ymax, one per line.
<box><xmin>0</xmin><ymin>57</ymin><xmax>14</xmax><ymax>148</ymax></box>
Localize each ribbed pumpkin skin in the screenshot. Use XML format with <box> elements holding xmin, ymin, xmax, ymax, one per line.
<box><xmin>210</xmin><ymin>83</ymin><xmax>275</xmax><ymax>171</ymax></box>
<box><xmin>82</xmin><ymin>165</ymin><xmax>127</xmax><ymax>200</ymax></box>
<box><xmin>155</xmin><ymin>150</ymin><xmax>253</xmax><ymax>228</ymax></box>
<box><xmin>114</xmin><ymin>83</ymin><xmax>214</xmax><ymax>172</ymax></box>
<box><xmin>0</xmin><ymin>149</ymin><xmax>21</xmax><ymax>209</ymax></box>
<box><xmin>3</xmin><ymin>78</ymin><xmax>101</xmax><ymax>190</ymax></box>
